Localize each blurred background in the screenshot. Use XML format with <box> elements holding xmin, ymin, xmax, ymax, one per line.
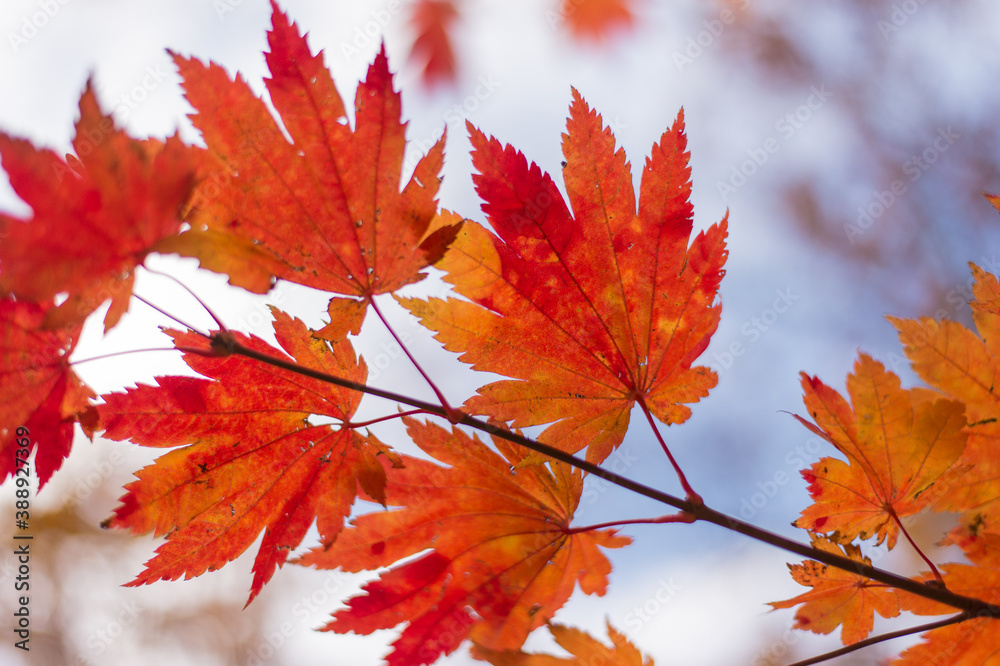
<box><xmin>1</xmin><ymin>0</ymin><xmax>999</xmax><ymax>664</ymax></box>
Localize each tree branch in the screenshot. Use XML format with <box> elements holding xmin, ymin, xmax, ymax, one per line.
<box><xmin>786</xmin><ymin>613</ymin><xmax>969</xmax><ymax>666</ymax></box>
<box><xmin>224</xmin><ymin>337</ymin><xmax>998</xmax><ymax>616</ymax></box>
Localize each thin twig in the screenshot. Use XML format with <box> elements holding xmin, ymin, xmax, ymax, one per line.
<box><xmin>222</xmin><ymin>337</ymin><xmax>997</xmax><ymax>616</ymax></box>
<box><xmin>564</xmin><ymin>513</ymin><xmax>696</xmax><ymax>535</ymax></box>
<box><xmin>70</xmin><ymin>347</ymin><xmax>188</xmax><ymax>366</ymax></box>
<box><xmin>891</xmin><ymin>505</ymin><xmax>945</xmax><ymax>585</ymax></box>
<box><xmin>369</xmin><ymin>296</ymin><xmax>462</xmax><ymax>422</ymax></box>
<box><xmin>132</xmin><ymin>293</ymin><xmax>211</xmax><ymax>338</ymax></box>
<box><xmin>344</xmin><ymin>409</ymin><xmax>430</xmax><ymax>429</ymax></box>
<box><xmin>636</xmin><ymin>395</ymin><xmax>702</xmax><ymax>505</ymax></box>
<box><xmin>140</xmin><ymin>267</ymin><xmax>230</xmax><ymax>331</ymax></box>
<box><xmin>786</xmin><ymin>613</ymin><xmax>969</xmax><ymax>666</ymax></box>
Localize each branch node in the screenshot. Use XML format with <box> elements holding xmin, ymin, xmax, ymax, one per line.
<box><xmin>210</xmin><ymin>331</ymin><xmax>238</xmax><ymax>357</ymax></box>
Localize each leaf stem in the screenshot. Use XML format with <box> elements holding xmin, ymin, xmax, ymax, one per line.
<box><xmin>785</xmin><ymin>613</ymin><xmax>968</xmax><ymax>666</ymax></box>
<box><xmin>890</xmin><ymin>505</ymin><xmax>945</xmax><ymax>585</ymax></box>
<box><xmin>565</xmin><ymin>513</ymin><xmax>696</xmax><ymax>535</ymax></box>
<box><xmin>343</xmin><ymin>409</ymin><xmax>431</xmax><ymax>429</ymax></box>
<box><xmin>369</xmin><ymin>296</ymin><xmax>463</xmax><ymax>422</ymax></box>
<box><xmin>139</xmin><ymin>267</ymin><xmax>230</xmax><ymax>331</ymax></box>
<box><xmin>223</xmin><ymin>338</ymin><xmax>997</xmax><ymax>616</ymax></box>
<box><xmin>636</xmin><ymin>396</ymin><xmax>702</xmax><ymax>506</ymax></box>
<box><xmin>70</xmin><ymin>347</ymin><xmax>191</xmax><ymax>366</ymax></box>
<box><xmin>132</xmin><ymin>293</ymin><xmax>211</xmax><ymax>338</ymax></box>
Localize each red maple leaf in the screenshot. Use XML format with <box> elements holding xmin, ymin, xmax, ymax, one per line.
<box><xmin>792</xmin><ymin>353</ymin><xmax>966</xmax><ymax>548</ymax></box>
<box><xmin>410</xmin><ymin>0</ymin><xmax>459</xmax><ymax>85</ymax></box>
<box><xmin>297</xmin><ymin>417</ymin><xmax>630</xmax><ymax>665</ymax></box>
<box><xmin>99</xmin><ymin>309</ymin><xmax>397</xmax><ymax>604</ymax></box>
<box><xmin>162</xmin><ymin>1</ymin><xmax>459</xmax><ymax>340</ymax></box>
<box><xmin>892</xmin><ymin>524</ymin><xmax>1000</xmax><ymax>665</ymax></box>
<box><xmin>889</xmin><ymin>264</ymin><xmax>1000</xmax><ymax>534</ymax></box>
<box><xmin>400</xmin><ymin>93</ymin><xmax>727</xmax><ymax>464</ymax></box>
<box><xmin>769</xmin><ymin>534</ymin><xmax>900</xmax><ymax>645</ymax></box>
<box><xmin>0</xmin><ymin>299</ymin><xmax>97</xmax><ymax>487</ymax></box>
<box><xmin>0</xmin><ymin>82</ymin><xmax>198</xmax><ymax>331</ymax></box>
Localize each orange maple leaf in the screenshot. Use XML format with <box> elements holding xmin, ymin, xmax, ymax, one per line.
<box><xmin>99</xmin><ymin>308</ymin><xmax>395</xmax><ymax>605</ymax></box>
<box><xmin>792</xmin><ymin>353</ymin><xmax>966</xmax><ymax>548</ymax></box>
<box><xmin>0</xmin><ymin>299</ymin><xmax>97</xmax><ymax>487</ymax></box>
<box><xmin>890</xmin><ymin>264</ymin><xmax>1000</xmax><ymax>535</ymax></box>
<box><xmin>163</xmin><ymin>1</ymin><xmax>459</xmax><ymax>339</ymax></box>
<box><xmin>296</xmin><ymin>417</ymin><xmax>631</xmax><ymax>666</ymax></box>
<box><xmin>473</xmin><ymin>621</ymin><xmax>653</xmax><ymax>665</ymax></box>
<box><xmin>0</xmin><ymin>81</ymin><xmax>198</xmax><ymax>331</ymax></box>
<box><xmin>400</xmin><ymin>94</ymin><xmax>727</xmax><ymax>465</ymax></box>
<box><xmin>410</xmin><ymin>0</ymin><xmax>459</xmax><ymax>85</ymax></box>
<box><xmin>769</xmin><ymin>535</ymin><xmax>900</xmax><ymax>645</ymax></box>
<box><xmin>562</xmin><ymin>0</ymin><xmax>634</xmax><ymax>40</ymax></box>
<box><xmin>891</xmin><ymin>525</ymin><xmax>1000</xmax><ymax>665</ymax></box>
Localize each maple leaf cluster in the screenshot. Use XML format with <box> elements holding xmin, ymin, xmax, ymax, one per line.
<box><xmin>0</xmin><ymin>2</ymin><xmax>715</xmax><ymax>663</ymax></box>
<box><xmin>771</xmin><ymin>244</ymin><xmax>1000</xmax><ymax>662</ymax></box>
<box><xmin>2</xmin><ymin>1</ymin><xmax>998</xmax><ymax>665</ymax></box>
<box><xmin>0</xmin><ymin>82</ymin><xmax>195</xmax><ymax>487</ymax></box>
